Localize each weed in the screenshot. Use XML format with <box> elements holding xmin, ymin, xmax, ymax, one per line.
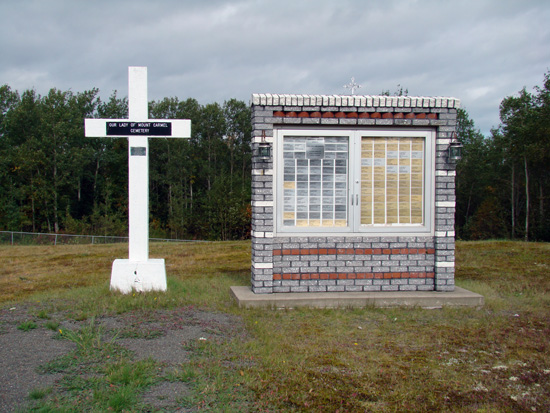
<box><xmin>28</xmin><ymin>387</ymin><xmax>51</xmax><ymax>400</ymax></box>
<box><xmin>17</xmin><ymin>320</ymin><xmax>37</xmax><ymax>331</ymax></box>
<box><xmin>44</xmin><ymin>320</ymin><xmax>60</xmax><ymax>331</ymax></box>
<box><xmin>36</xmin><ymin>309</ymin><xmax>50</xmax><ymax>319</ymax></box>
<box><xmin>107</xmin><ymin>358</ymin><xmax>158</xmax><ymax>388</ymax></box>
<box><xmin>58</xmin><ymin>317</ymin><xmax>118</xmax><ymax>354</ymax></box>
<box><xmin>117</xmin><ymin>326</ymin><xmax>165</xmax><ymax>339</ymax></box>
<box><xmin>73</xmin><ymin>312</ymin><xmax>88</xmax><ymax>321</ymax></box>
<box><xmin>105</xmin><ymin>386</ymin><xmax>137</xmax><ymax>412</ymax></box>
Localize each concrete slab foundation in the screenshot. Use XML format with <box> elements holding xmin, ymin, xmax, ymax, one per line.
<box><xmin>230</xmin><ymin>286</ymin><xmax>483</xmax><ymax>309</ymax></box>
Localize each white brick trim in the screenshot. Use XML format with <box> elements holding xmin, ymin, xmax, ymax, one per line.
<box><xmin>253</xmin><ymin>262</ymin><xmax>273</xmax><ymax>269</ymax></box>
<box><xmin>435</xmin><ymin>261</ymin><xmax>455</xmax><ymax>268</ymax></box>
<box><xmin>252</xmin><ymin>231</ymin><xmax>274</xmax><ymax>238</ymax></box>
<box><xmin>436</xmin><ymin>201</ymin><xmax>456</xmax><ymax>208</ymax></box>
<box><xmin>252</xmin><ymin>94</ymin><xmax>460</xmax><ymax>110</ymax></box>
<box><xmin>252</xmin><ymin>169</ymin><xmax>273</xmax><ymax>176</ymax></box>
<box><xmin>253</xmin><ymin>136</ymin><xmax>273</xmax><ymax>144</ymax></box>
<box><xmin>252</xmin><ymin>200</ymin><xmax>274</xmax><ymax>207</ymax></box>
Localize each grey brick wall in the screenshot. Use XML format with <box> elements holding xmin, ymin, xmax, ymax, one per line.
<box><xmin>250</xmin><ymin>94</ymin><xmax>459</xmax><ymax>293</ymax></box>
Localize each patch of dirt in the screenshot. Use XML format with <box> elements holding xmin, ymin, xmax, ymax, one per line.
<box><xmin>141</xmin><ymin>380</ymin><xmax>191</xmax><ymax>411</ymax></box>
<box><xmin>118</xmin><ymin>328</ymin><xmax>199</xmax><ymax>364</ymax></box>
<box><xmin>0</xmin><ymin>327</ymin><xmax>74</xmax><ymax>412</ymax></box>
<box><xmin>0</xmin><ymin>305</ymin><xmax>246</xmax><ymax>412</ymax></box>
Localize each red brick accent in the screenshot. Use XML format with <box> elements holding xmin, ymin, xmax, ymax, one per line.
<box><xmin>272</xmin><ymin>111</ymin><xmax>438</xmax><ymax>120</ymax></box>
<box><xmin>272</xmin><ymin>272</ymin><xmax>431</xmax><ymax>281</ymax></box>
<box><xmin>272</xmin><ymin>248</ymin><xmax>435</xmax><ymax>257</ymax></box>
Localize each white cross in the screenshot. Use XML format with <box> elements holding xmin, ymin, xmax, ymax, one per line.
<box><xmin>85</xmin><ymin>67</ymin><xmax>191</xmax><ymax>293</ymax></box>
<box><xmin>343</xmin><ymin>77</ymin><xmax>362</xmax><ymax>95</ymax></box>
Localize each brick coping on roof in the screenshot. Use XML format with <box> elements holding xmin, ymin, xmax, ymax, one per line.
<box><xmin>251</xmin><ymin>94</ymin><xmax>460</xmax><ymax>109</ymax></box>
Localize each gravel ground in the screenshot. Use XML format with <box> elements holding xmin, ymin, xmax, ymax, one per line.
<box><xmin>0</xmin><ymin>304</ymin><xmax>245</xmax><ymax>412</ymax></box>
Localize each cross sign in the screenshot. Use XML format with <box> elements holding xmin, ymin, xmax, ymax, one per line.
<box><xmin>85</xmin><ymin>67</ymin><xmax>191</xmax><ymax>293</ymax></box>
<box><xmin>344</xmin><ymin>77</ymin><xmax>362</xmax><ymax>95</ymax></box>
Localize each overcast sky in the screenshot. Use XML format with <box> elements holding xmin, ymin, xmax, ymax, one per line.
<box><xmin>1</xmin><ymin>0</ymin><xmax>549</xmax><ymax>135</ymax></box>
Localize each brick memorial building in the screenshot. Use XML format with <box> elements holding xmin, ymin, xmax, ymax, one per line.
<box><xmin>249</xmin><ymin>94</ymin><xmax>460</xmax><ymax>294</ymax></box>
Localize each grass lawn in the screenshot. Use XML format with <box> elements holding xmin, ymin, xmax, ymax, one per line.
<box><xmin>0</xmin><ymin>240</ymin><xmax>549</xmax><ymax>411</ymax></box>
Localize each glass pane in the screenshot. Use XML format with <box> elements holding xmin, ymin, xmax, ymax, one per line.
<box><xmin>360</xmin><ymin>136</ymin><xmax>424</xmax><ymax>226</ymax></box>
<box><xmin>282</xmin><ymin>136</ymin><xmax>348</xmax><ymax>227</ymax></box>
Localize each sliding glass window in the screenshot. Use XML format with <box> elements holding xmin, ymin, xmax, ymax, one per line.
<box><xmin>275</xmin><ymin>129</ymin><xmax>434</xmax><ymax>235</ymax></box>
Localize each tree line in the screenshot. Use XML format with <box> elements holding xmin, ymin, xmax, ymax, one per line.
<box><xmin>1</xmin><ymin>71</ymin><xmax>549</xmax><ymax>241</ymax></box>
<box><xmin>456</xmin><ymin>71</ymin><xmax>550</xmax><ymax>241</ymax></box>
<box><xmin>0</xmin><ymin>86</ymin><xmax>252</xmax><ymax>240</ymax></box>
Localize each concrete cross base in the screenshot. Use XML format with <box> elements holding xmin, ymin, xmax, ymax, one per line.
<box><xmin>111</xmin><ymin>259</ymin><xmax>167</xmax><ymax>293</ymax></box>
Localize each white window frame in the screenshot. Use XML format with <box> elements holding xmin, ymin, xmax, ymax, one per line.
<box><xmin>274</xmin><ymin>127</ymin><xmax>435</xmax><ymax>237</ymax></box>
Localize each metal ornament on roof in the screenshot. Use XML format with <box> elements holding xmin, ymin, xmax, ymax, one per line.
<box><xmin>343</xmin><ymin>77</ymin><xmax>362</xmax><ymax>95</ymax></box>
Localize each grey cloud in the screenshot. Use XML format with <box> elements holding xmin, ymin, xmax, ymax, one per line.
<box><xmin>1</xmin><ymin>0</ymin><xmax>549</xmax><ymax>134</ymax></box>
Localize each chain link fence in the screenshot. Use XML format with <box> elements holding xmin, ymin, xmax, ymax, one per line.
<box><xmin>0</xmin><ymin>231</ymin><xmax>203</xmax><ymax>246</ymax></box>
